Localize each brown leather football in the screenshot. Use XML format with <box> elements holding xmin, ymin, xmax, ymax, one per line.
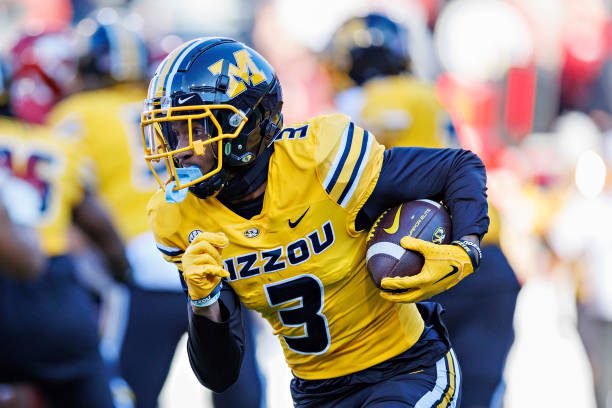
<box><xmin>365</xmin><ymin>199</ymin><xmax>452</xmax><ymax>289</ymax></box>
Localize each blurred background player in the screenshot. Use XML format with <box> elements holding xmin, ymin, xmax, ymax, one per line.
<box><xmin>323</xmin><ymin>12</ymin><xmax>451</xmax><ymax>149</ymax></box>
<box><xmin>324</xmin><ymin>12</ymin><xmax>521</xmax><ymax>408</ymax></box>
<box><xmin>0</xmin><ymin>32</ymin><xmax>133</xmax><ymax>405</ymax></box>
<box><xmin>45</xmin><ymin>12</ymin><xmax>160</xmax><ymax>407</ymax></box>
<box><xmin>47</xmin><ymin>8</ymin><xmax>265</xmax><ymax>408</ymax></box>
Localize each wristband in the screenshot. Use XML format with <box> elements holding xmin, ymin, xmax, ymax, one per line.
<box><xmin>451</xmin><ymin>240</ymin><xmax>482</xmax><ymax>269</ymax></box>
<box><xmin>191</xmin><ymin>282</ymin><xmax>222</xmax><ymax>308</ymax></box>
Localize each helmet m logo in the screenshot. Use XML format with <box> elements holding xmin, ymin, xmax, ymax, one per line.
<box><xmin>208</xmin><ymin>49</ymin><xmax>267</xmax><ymax>98</ymax></box>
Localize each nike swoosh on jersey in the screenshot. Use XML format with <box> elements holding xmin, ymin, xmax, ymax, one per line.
<box><xmin>288</xmin><ymin>207</ymin><xmax>310</xmax><ymax>228</ymax></box>
<box><xmin>383</xmin><ymin>204</ymin><xmax>403</xmax><ymax>234</ymax></box>
<box><xmin>434</xmin><ymin>265</ymin><xmax>459</xmax><ymax>284</ymax></box>
<box><xmin>178</xmin><ymin>95</ymin><xmax>195</xmax><ymax>104</ymax></box>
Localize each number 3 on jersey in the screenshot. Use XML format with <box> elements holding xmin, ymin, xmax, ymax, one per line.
<box><xmin>264</xmin><ymin>275</ymin><xmax>331</xmax><ymax>355</ymax></box>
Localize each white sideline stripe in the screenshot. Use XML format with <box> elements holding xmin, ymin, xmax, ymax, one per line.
<box><xmin>415</xmin><ymin>354</ymin><xmax>449</xmax><ymax>408</ymax></box>
<box><xmin>366</xmin><ymin>242</ymin><xmax>405</xmax><ymax>262</ymax></box>
<box><xmin>416</xmin><ymin>199</ymin><xmax>441</xmax><ymax>208</ymax></box>
<box><xmin>449</xmin><ymin>348</ymin><xmax>461</xmax><ymax>408</ymax></box>
<box><xmin>164</xmin><ymin>39</ymin><xmax>203</xmax><ymax>97</ymax></box>
<box><xmin>150</xmin><ymin>54</ymin><xmax>169</xmax><ymax>96</ymax></box>
<box><xmin>151</xmin><ymin>39</ymin><xmax>197</xmax><ymax>96</ymax></box>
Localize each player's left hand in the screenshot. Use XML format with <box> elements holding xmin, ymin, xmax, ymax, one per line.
<box><xmin>379</xmin><ymin>237</ymin><xmax>480</xmax><ymax>303</ymax></box>
<box><xmin>182</xmin><ymin>232</ymin><xmax>229</xmax><ymax>305</ymax></box>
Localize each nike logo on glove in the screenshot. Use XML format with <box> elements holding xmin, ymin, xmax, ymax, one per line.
<box><xmin>288</xmin><ymin>207</ymin><xmax>310</xmax><ymax>228</ymax></box>
<box><xmin>434</xmin><ymin>265</ymin><xmax>459</xmax><ymax>284</ymax></box>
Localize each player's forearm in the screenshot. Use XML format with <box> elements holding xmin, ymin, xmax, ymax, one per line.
<box><xmin>439</xmin><ymin>150</ymin><xmax>489</xmax><ymax>240</ymax></box>
<box><xmin>359</xmin><ymin>147</ymin><xmax>489</xmax><ymax>239</ymax></box>
<box><xmin>187</xmin><ymin>299</ymin><xmax>244</xmax><ymax>392</ymax></box>
<box><xmin>192</xmin><ymin>302</ymin><xmax>223</xmax><ymax>321</ymax></box>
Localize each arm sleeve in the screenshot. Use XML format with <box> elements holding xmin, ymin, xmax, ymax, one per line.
<box><xmin>358</xmin><ymin>147</ymin><xmax>489</xmax><ymax>240</ymax></box>
<box><xmin>187</xmin><ymin>284</ymin><xmax>245</xmax><ymax>392</ymax></box>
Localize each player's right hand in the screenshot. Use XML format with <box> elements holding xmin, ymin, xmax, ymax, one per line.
<box><xmin>181</xmin><ymin>232</ymin><xmax>229</xmax><ymax>303</ymax></box>
<box><xmin>380</xmin><ymin>237</ymin><xmax>477</xmax><ymax>303</ymax></box>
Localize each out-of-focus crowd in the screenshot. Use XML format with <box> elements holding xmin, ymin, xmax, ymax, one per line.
<box><xmin>0</xmin><ymin>0</ymin><xmax>610</xmax><ymax>407</ymax></box>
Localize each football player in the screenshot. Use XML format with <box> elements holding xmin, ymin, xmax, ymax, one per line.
<box><xmin>46</xmin><ymin>14</ymin><xmax>181</xmax><ymax>408</ymax></box>
<box><xmin>0</xmin><ymin>79</ymin><xmax>121</xmax><ymax>408</ymax></box>
<box><xmin>48</xmin><ymin>11</ymin><xmax>264</xmax><ymax>408</ymax></box>
<box><xmin>9</xmin><ymin>28</ymin><xmax>132</xmax><ymax>289</ymax></box>
<box><xmin>323</xmin><ymin>12</ymin><xmax>452</xmax><ymax>149</ymax></box>
<box><xmin>141</xmin><ymin>37</ymin><xmax>488</xmax><ymax>407</ymax></box>
<box><xmin>326</xmin><ymin>13</ymin><xmax>520</xmax><ymax>408</ymax></box>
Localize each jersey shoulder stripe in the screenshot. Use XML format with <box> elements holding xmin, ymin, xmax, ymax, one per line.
<box><xmin>323</xmin><ymin>121</ymin><xmax>355</xmax><ymax>194</ymax></box>
<box><xmin>337</xmin><ymin>130</ymin><xmax>373</xmax><ymax>207</ymax></box>
<box><xmin>318</xmin><ymin>119</ymin><xmax>380</xmax><ymax>208</ymax></box>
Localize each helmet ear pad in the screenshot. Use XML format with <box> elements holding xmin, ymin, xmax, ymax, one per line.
<box><xmin>222</xmin><ymin>100</ymin><xmax>283</xmax><ymax>168</ymax></box>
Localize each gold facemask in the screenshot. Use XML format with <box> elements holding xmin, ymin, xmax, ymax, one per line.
<box><xmin>140</xmin><ymin>103</ymin><xmax>247</xmax><ymax>192</ymax></box>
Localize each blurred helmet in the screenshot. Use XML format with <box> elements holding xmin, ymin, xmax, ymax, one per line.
<box><xmin>10</xmin><ymin>30</ymin><xmax>80</xmax><ymax>124</ymax></box>
<box><xmin>324</xmin><ymin>13</ymin><xmax>410</xmax><ymax>88</ymax></box>
<box><xmin>76</xmin><ymin>7</ymin><xmax>148</xmax><ymax>85</ymax></box>
<box><xmin>141</xmin><ymin>37</ymin><xmax>283</xmax><ymax>199</ymax></box>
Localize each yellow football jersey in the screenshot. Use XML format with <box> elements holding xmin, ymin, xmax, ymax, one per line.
<box><xmin>0</xmin><ymin>117</ymin><xmax>84</xmax><ymax>256</ymax></box>
<box><xmin>148</xmin><ymin>114</ymin><xmax>425</xmax><ymax>379</ymax></box>
<box><xmin>48</xmin><ymin>84</ymin><xmax>159</xmax><ymax>241</ymax></box>
<box><xmin>340</xmin><ymin>75</ymin><xmax>451</xmax><ymax>149</ymax></box>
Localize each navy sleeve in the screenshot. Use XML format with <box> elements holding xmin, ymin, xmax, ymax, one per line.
<box><xmin>187</xmin><ymin>284</ymin><xmax>245</xmax><ymax>392</ymax></box>
<box><xmin>357</xmin><ymin>147</ymin><xmax>489</xmax><ymax>240</ymax></box>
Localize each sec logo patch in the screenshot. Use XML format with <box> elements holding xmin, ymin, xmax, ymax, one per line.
<box><xmin>244</xmin><ymin>227</ymin><xmax>259</xmax><ymax>238</ymax></box>
<box><xmin>188</xmin><ymin>229</ymin><xmax>202</xmax><ymax>243</ymax></box>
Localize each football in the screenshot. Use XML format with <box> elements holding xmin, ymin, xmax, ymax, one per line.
<box><xmin>366</xmin><ymin>199</ymin><xmax>452</xmax><ymax>289</ymax></box>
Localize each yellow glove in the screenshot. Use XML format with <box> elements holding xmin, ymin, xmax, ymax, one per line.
<box><xmin>181</xmin><ymin>232</ymin><xmax>229</xmax><ymax>306</ymax></box>
<box><xmin>379</xmin><ymin>237</ymin><xmax>480</xmax><ymax>303</ymax></box>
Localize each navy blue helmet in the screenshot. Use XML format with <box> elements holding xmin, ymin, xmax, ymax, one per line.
<box><xmin>325</xmin><ymin>13</ymin><xmax>411</xmax><ymax>86</ymax></box>
<box><xmin>141</xmin><ymin>38</ymin><xmax>283</xmax><ymax>198</ymax></box>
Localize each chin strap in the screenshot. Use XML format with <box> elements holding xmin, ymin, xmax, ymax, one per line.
<box><xmin>217</xmin><ymin>145</ymin><xmax>274</xmax><ymax>203</ymax></box>
<box><xmin>188</xmin><ymin>170</ymin><xmax>230</xmax><ymax>199</ymax></box>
